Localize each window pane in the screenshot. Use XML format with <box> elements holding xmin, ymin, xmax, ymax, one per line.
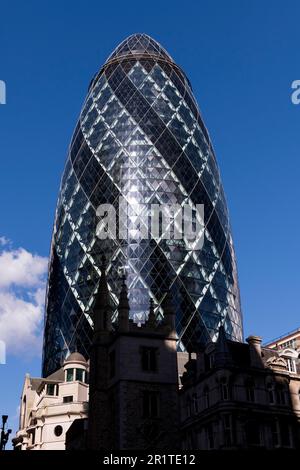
<box><xmin>75</xmin><ymin>368</ymin><xmax>84</xmax><ymax>382</ymax></box>
<box><xmin>63</xmin><ymin>396</ymin><xmax>73</xmax><ymax>403</ymax></box>
<box><xmin>141</xmin><ymin>347</ymin><xmax>157</xmax><ymax>372</ymax></box>
<box><xmin>66</xmin><ymin>369</ymin><xmax>74</xmax><ymax>382</ymax></box>
<box><xmin>46</xmin><ymin>384</ymin><xmax>55</xmax><ymax>395</ymax></box>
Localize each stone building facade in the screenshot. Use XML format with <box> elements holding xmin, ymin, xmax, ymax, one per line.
<box><xmin>265</xmin><ymin>327</ymin><xmax>300</xmax><ymax>355</ymax></box>
<box><xmin>179</xmin><ymin>328</ymin><xmax>300</xmax><ymax>449</ymax></box>
<box><xmin>87</xmin><ymin>257</ymin><xmax>179</xmax><ymax>450</ymax></box>
<box><xmin>13</xmin><ymin>353</ymin><xmax>89</xmax><ymax>450</ymax></box>
<box><xmin>13</xmin><ymin>257</ymin><xmax>300</xmax><ymax>450</ymax></box>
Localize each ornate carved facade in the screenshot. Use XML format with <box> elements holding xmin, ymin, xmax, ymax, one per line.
<box><xmin>180</xmin><ymin>329</ymin><xmax>300</xmax><ymax>449</ymax></box>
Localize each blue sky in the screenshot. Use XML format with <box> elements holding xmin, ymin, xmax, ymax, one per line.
<box><xmin>0</xmin><ymin>0</ymin><xmax>299</xmax><ymax>444</ymax></box>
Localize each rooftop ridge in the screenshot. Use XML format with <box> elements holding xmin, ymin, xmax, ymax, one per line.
<box><xmin>264</xmin><ymin>327</ymin><xmax>300</xmax><ymax>346</ymax></box>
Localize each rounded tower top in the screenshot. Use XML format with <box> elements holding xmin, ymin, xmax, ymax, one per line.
<box><xmin>42</xmin><ymin>32</ymin><xmax>243</xmax><ymax>377</ymax></box>
<box><xmin>105</xmin><ymin>33</ymin><xmax>174</xmax><ymax>64</ymax></box>
<box><xmin>64</xmin><ymin>352</ymin><xmax>87</xmax><ymax>367</ymax></box>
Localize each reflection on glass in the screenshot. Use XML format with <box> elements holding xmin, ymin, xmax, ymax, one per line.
<box><xmin>42</xmin><ymin>34</ymin><xmax>243</xmax><ymax>377</ymax></box>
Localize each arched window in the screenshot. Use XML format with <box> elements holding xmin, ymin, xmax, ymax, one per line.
<box><xmin>204</xmin><ymin>386</ymin><xmax>210</xmax><ymax>408</ymax></box>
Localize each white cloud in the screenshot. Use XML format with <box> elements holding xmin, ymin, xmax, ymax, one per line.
<box><xmin>0</xmin><ymin>241</ymin><xmax>48</xmax><ymax>358</ymax></box>
<box><xmin>0</xmin><ymin>236</ymin><xmax>11</xmax><ymax>246</ymax></box>
<box><xmin>0</xmin><ymin>248</ymin><xmax>48</xmax><ymax>288</ymax></box>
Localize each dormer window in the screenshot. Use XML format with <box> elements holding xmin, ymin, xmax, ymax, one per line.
<box><xmin>46</xmin><ymin>383</ymin><xmax>58</xmax><ymax>396</ymax></box>
<box><xmin>279</xmin><ymin>348</ymin><xmax>297</xmax><ymax>373</ymax></box>
<box><xmin>286</xmin><ymin>357</ymin><xmax>296</xmax><ymax>373</ymax></box>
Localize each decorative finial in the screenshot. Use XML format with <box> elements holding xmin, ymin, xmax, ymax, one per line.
<box><xmin>118</xmin><ymin>273</ymin><xmax>130</xmax><ymax>331</ymax></box>
<box><xmin>147</xmin><ymin>298</ymin><xmax>156</xmax><ymax>326</ymax></box>
<box><xmin>214</xmin><ymin>323</ymin><xmax>232</xmax><ymax>367</ymax></box>
<box><xmin>118</xmin><ymin>274</ymin><xmax>129</xmax><ymax>310</ymax></box>
<box><xmin>92</xmin><ymin>255</ymin><xmax>112</xmax><ymax>323</ymax></box>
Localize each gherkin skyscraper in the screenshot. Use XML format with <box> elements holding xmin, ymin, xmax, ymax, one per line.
<box><xmin>42</xmin><ymin>33</ymin><xmax>243</xmax><ymax>376</ymax></box>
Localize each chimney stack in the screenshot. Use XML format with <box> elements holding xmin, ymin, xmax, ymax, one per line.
<box><xmin>246</xmin><ymin>335</ymin><xmax>263</xmax><ymax>368</ymax></box>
